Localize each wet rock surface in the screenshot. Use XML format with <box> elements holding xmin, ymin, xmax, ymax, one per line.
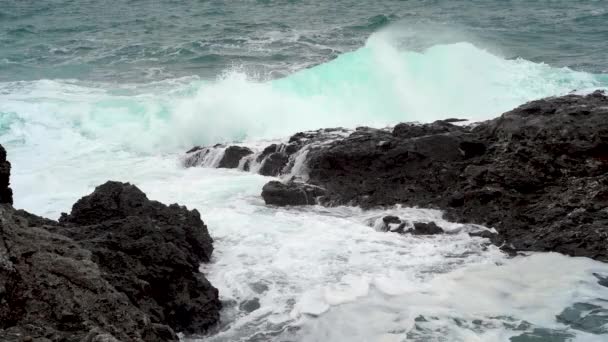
<box><xmin>0</xmin><ymin>204</ymin><xmax>175</xmax><ymax>342</ymax></box>
<box><xmin>306</xmin><ymin>91</ymin><xmax>608</xmax><ymax>260</ymax></box>
<box><xmin>0</xmin><ymin>144</ymin><xmax>12</xmax><ymax>204</ymax></box>
<box><xmin>56</xmin><ymin>181</ymin><xmax>219</xmax><ymax>334</ymax></box>
<box><xmin>377</xmin><ymin>216</ymin><xmax>445</xmax><ymax>235</ymax></box>
<box><xmin>0</xmin><ymin>146</ymin><xmax>220</xmax><ymax>341</ymax></box>
<box><xmin>258</xmin><ymin>152</ymin><xmax>289</xmax><ymax>176</ymax></box>
<box><xmin>257</xmin><ymin>92</ymin><xmax>608</xmax><ymax>261</ymax></box>
<box><xmin>183</xmin><ymin>128</ymin><xmax>351</xmax><ymax>178</ymax></box>
<box><xmin>261</xmin><ymin>180</ymin><xmax>326</xmax><ymax>206</ymax></box>
<box><xmin>218</xmin><ymin>146</ymin><xmax>253</xmax><ymax>168</ymax></box>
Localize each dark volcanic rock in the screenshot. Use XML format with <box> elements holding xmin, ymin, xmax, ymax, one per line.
<box><xmin>0</xmin><ymin>176</ymin><xmax>220</xmax><ymax>340</ymax></box>
<box><xmin>56</xmin><ymin>181</ymin><xmax>220</xmax><ymax>334</ymax></box>
<box><xmin>261</xmin><ymin>180</ymin><xmax>326</xmax><ymax>206</ymax></box>
<box><xmin>218</xmin><ymin>146</ymin><xmax>253</xmax><ymax>168</ymax></box>
<box><xmin>0</xmin><ymin>205</ymin><xmax>177</xmax><ymax>342</ymax></box>
<box><xmin>392</xmin><ymin>120</ymin><xmax>463</xmax><ymax>139</ymax></box>
<box><xmin>302</xmin><ymin>91</ymin><xmax>608</xmax><ymax>261</ymax></box>
<box><xmin>186</xmin><ymin>146</ymin><xmax>204</xmax><ymax>154</ymax></box>
<box><xmin>376</xmin><ymin>216</ymin><xmax>443</xmax><ymax>235</ymax></box>
<box><xmin>0</xmin><ymin>144</ymin><xmax>12</xmax><ymax>205</ymax></box>
<box><xmin>259</xmin><ymin>152</ymin><xmax>289</xmax><ymax>176</ymax></box>
<box><xmin>382</xmin><ymin>215</ymin><xmax>401</xmax><ymax>225</ymax></box>
<box><xmin>411</xmin><ymin>222</ymin><xmax>443</xmax><ymax>235</ymax></box>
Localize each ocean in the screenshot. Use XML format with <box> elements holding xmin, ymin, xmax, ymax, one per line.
<box><xmin>1</xmin><ymin>1</ymin><xmax>608</xmax><ymax>340</ymax></box>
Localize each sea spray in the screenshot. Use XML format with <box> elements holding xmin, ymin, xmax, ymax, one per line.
<box><xmin>2</xmin><ymin>38</ymin><xmax>607</xmax><ymax>156</ymax></box>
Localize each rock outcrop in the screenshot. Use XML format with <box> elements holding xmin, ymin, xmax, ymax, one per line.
<box><xmin>0</xmin><ymin>144</ymin><xmax>221</xmax><ymax>341</ymax></box>
<box><xmin>261</xmin><ymin>180</ymin><xmax>326</xmax><ymax>206</ymax></box>
<box><xmin>56</xmin><ymin>181</ymin><xmax>220</xmax><ymax>334</ymax></box>
<box><xmin>0</xmin><ymin>144</ymin><xmax>12</xmax><ymax>205</ymax></box>
<box><xmin>377</xmin><ymin>216</ymin><xmax>445</xmax><ymax>235</ymax></box>
<box><xmin>258</xmin><ymin>91</ymin><xmax>608</xmax><ymax>261</ymax></box>
<box><xmin>307</xmin><ymin>91</ymin><xmax>608</xmax><ymax>260</ymax></box>
<box><xmin>182</xmin><ymin>128</ymin><xmax>351</xmax><ymax>177</ymax></box>
<box><xmin>218</xmin><ymin>146</ymin><xmax>253</xmax><ymax>168</ymax></box>
<box><xmin>0</xmin><ymin>205</ymin><xmax>176</xmax><ymax>342</ymax></box>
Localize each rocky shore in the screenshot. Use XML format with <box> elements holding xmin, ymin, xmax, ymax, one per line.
<box><xmin>0</xmin><ymin>146</ymin><xmax>220</xmax><ymax>341</ymax></box>
<box><xmin>2</xmin><ymin>91</ymin><xmax>607</xmax><ymax>341</ymax></box>
<box><xmin>185</xmin><ymin>91</ymin><xmax>608</xmax><ymax>261</ymax></box>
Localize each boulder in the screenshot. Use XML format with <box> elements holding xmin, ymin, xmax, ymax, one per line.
<box><xmin>261</xmin><ymin>181</ymin><xmax>326</xmax><ymax>206</ymax></box>
<box><xmin>410</xmin><ymin>221</ymin><xmax>444</xmax><ymax>235</ymax></box>
<box><xmin>218</xmin><ymin>146</ymin><xmax>253</xmax><ymax>169</ymax></box>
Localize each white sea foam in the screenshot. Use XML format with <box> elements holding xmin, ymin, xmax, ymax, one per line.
<box><xmin>2</xmin><ymin>33</ymin><xmax>608</xmax><ymax>342</ymax></box>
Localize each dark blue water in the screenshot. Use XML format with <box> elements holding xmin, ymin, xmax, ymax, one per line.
<box><xmin>2</xmin><ymin>0</ymin><xmax>607</xmax><ymax>82</ymax></box>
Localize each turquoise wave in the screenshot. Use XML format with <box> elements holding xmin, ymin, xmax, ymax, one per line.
<box><xmin>1</xmin><ymin>37</ymin><xmax>607</xmax><ymax>153</ymax></box>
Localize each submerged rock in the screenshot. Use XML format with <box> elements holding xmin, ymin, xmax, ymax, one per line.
<box><xmin>239</xmin><ymin>298</ymin><xmax>261</xmax><ymax>313</ymax></box>
<box><xmin>556</xmin><ymin>302</ymin><xmax>608</xmax><ymax>334</ymax></box>
<box><xmin>261</xmin><ymin>180</ymin><xmax>326</xmax><ymax>206</ymax></box>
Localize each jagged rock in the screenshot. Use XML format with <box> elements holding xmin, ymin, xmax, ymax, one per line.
<box><xmin>218</xmin><ymin>146</ymin><xmax>253</xmax><ymax>169</ymax></box>
<box><xmin>56</xmin><ymin>181</ymin><xmax>219</xmax><ymax>334</ymax></box>
<box><xmin>186</xmin><ymin>146</ymin><xmax>203</xmax><ymax>154</ymax></box>
<box><xmin>261</xmin><ymin>181</ymin><xmax>326</xmax><ymax>206</ymax></box>
<box><xmin>0</xmin><ymin>174</ymin><xmax>220</xmax><ymax>340</ymax></box>
<box><xmin>392</xmin><ymin>119</ymin><xmax>464</xmax><ymax>139</ymax></box>
<box><xmin>256</xmin><ymin>144</ymin><xmax>280</xmax><ymax>163</ymax></box>
<box><xmin>259</xmin><ymin>152</ymin><xmax>289</xmax><ymax>176</ymax></box>
<box><xmin>410</xmin><ymin>222</ymin><xmax>443</xmax><ymax>235</ymax></box>
<box><xmin>0</xmin><ymin>144</ymin><xmax>12</xmax><ymax>205</ymax></box>
<box><xmin>0</xmin><ymin>205</ymin><xmax>177</xmax><ymax>342</ymax></box>
<box><xmin>376</xmin><ymin>216</ymin><xmax>444</xmax><ymax>235</ymax></box>
<box><xmin>300</xmin><ymin>91</ymin><xmax>608</xmax><ymax>261</ymax></box>
<box><xmin>382</xmin><ymin>215</ymin><xmax>401</xmax><ymax>225</ymax></box>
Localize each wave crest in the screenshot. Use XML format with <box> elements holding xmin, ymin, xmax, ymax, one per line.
<box><xmin>1</xmin><ymin>33</ymin><xmax>606</xmax><ymax>153</ymax></box>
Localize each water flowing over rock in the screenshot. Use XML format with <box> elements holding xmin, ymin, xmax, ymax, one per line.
<box><xmin>308</xmin><ymin>91</ymin><xmax>608</xmax><ymax>260</ymax></box>
<box><xmin>377</xmin><ymin>216</ymin><xmax>444</xmax><ymax>235</ymax></box>
<box><xmin>218</xmin><ymin>146</ymin><xmax>253</xmax><ymax>168</ymax></box>
<box><xmin>181</xmin><ymin>92</ymin><xmax>608</xmax><ymax>261</ymax></box>
<box><xmin>255</xmin><ymin>92</ymin><xmax>608</xmax><ymax>261</ymax></box>
<box><xmin>182</xmin><ymin>128</ymin><xmax>351</xmax><ymax>178</ymax></box>
<box><xmin>0</xmin><ymin>148</ymin><xmax>220</xmax><ymax>341</ymax></box>
<box><xmin>261</xmin><ymin>180</ymin><xmax>327</xmax><ymax>206</ymax></box>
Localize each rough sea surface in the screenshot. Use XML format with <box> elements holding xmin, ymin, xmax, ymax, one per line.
<box><xmin>1</xmin><ymin>1</ymin><xmax>608</xmax><ymax>341</ymax></box>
